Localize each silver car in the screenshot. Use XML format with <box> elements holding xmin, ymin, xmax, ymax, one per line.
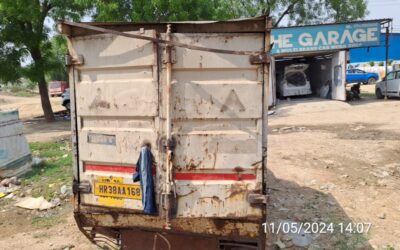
<box><xmin>375</xmin><ymin>71</ymin><xmax>400</xmax><ymax>99</ymax></box>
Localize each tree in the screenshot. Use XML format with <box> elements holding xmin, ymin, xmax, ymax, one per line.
<box><xmin>93</xmin><ymin>0</ymin><xmax>224</xmax><ymax>22</ymax></box>
<box><xmin>0</xmin><ymin>0</ymin><xmax>90</xmax><ymax>121</ymax></box>
<box><xmin>45</xmin><ymin>35</ymin><xmax>68</xmax><ymax>82</ymax></box>
<box><xmin>91</xmin><ymin>0</ymin><xmax>367</xmax><ymax>26</ymax></box>
<box><xmin>218</xmin><ymin>0</ymin><xmax>368</xmax><ymax>27</ymax></box>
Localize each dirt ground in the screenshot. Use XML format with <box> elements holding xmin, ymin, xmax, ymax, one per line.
<box><xmin>0</xmin><ymin>92</ymin><xmax>96</xmax><ymax>250</ymax></box>
<box><xmin>267</xmin><ymin>85</ymin><xmax>400</xmax><ymax>249</ymax></box>
<box><xmin>0</xmin><ymin>203</ymin><xmax>97</xmax><ymax>250</ymax></box>
<box><xmin>0</xmin><ymin>86</ymin><xmax>399</xmax><ymax>249</ymax></box>
<box><xmin>0</xmin><ymin>92</ymin><xmax>64</xmax><ymax>119</ymax></box>
<box><xmin>23</xmin><ymin>120</ymin><xmax>71</xmax><ymax>142</ymax></box>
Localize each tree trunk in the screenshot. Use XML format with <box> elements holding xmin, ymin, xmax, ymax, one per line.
<box><xmin>30</xmin><ymin>45</ymin><xmax>55</xmax><ymax>122</ymax></box>
<box><xmin>38</xmin><ymin>73</ymin><xmax>55</xmax><ymax>122</ymax></box>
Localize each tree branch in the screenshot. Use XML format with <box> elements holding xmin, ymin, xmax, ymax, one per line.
<box><xmin>274</xmin><ymin>0</ymin><xmax>301</xmax><ymax>27</ymax></box>
<box><xmin>265</xmin><ymin>0</ymin><xmax>271</xmax><ymax>16</ymax></box>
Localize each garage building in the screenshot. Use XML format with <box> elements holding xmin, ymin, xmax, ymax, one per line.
<box><xmin>268</xmin><ymin>19</ymin><xmax>391</xmax><ymax>106</ymax></box>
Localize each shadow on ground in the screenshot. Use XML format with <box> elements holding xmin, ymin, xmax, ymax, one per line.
<box><xmin>266</xmin><ymin>169</ymin><xmax>373</xmax><ymax>249</ymax></box>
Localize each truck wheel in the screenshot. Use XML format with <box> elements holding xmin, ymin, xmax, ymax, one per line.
<box><xmin>376</xmin><ymin>88</ymin><xmax>384</xmax><ymax>99</ymax></box>
<box><xmin>367</xmin><ymin>77</ymin><xmax>376</xmax><ymax>85</ymax></box>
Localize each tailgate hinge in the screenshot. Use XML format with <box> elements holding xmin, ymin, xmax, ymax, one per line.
<box><xmin>73</xmin><ymin>180</ymin><xmax>92</xmax><ymax>194</ymax></box>
<box><xmin>248</xmin><ymin>193</ymin><xmax>268</xmax><ymax>204</ymax></box>
<box><xmin>249</xmin><ymin>52</ymin><xmax>270</xmax><ymax>65</ymax></box>
<box><xmin>162</xmin><ymin>47</ymin><xmax>177</xmax><ymax>64</ymax></box>
<box><xmin>65</xmin><ymin>54</ymin><xmax>84</xmax><ymax>66</ymax></box>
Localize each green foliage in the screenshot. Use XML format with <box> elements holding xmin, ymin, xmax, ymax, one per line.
<box><xmin>45</xmin><ymin>35</ymin><xmax>68</xmax><ymax>82</ymax></box>
<box><xmin>7</xmin><ymin>84</ymin><xmax>37</xmax><ymax>97</ymax></box>
<box><xmin>23</xmin><ymin>141</ymin><xmax>72</xmax><ymax>200</ymax></box>
<box><xmin>0</xmin><ymin>0</ymin><xmax>92</xmax><ymax>120</ymax></box>
<box><xmin>93</xmin><ymin>0</ymin><xmax>228</xmax><ymax>22</ymax></box>
<box><xmin>31</xmin><ymin>215</ymin><xmax>62</xmax><ymax>227</ymax></box>
<box><xmin>91</xmin><ymin>0</ymin><xmax>367</xmax><ymax>26</ymax></box>
<box><xmin>2</xmin><ymin>77</ymin><xmax>37</xmax><ymax>96</ymax></box>
<box><xmin>378</xmin><ymin>62</ymin><xmax>384</xmax><ymax>67</ymax></box>
<box><xmin>0</xmin><ymin>0</ymin><xmax>88</xmax><ymax>82</ymax></box>
<box><xmin>215</xmin><ymin>0</ymin><xmax>367</xmax><ymax>26</ymax></box>
<box><xmin>369</xmin><ymin>61</ymin><xmax>375</xmax><ymax>67</ymax></box>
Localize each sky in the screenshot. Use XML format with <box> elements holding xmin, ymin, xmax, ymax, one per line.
<box><xmin>367</xmin><ymin>0</ymin><xmax>400</xmax><ymax>32</ymax></box>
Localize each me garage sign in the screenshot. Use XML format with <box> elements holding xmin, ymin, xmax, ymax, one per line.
<box><xmin>271</xmin><ymin>21</ymin><xmax>381</xmax><ymax>54</ymax></box>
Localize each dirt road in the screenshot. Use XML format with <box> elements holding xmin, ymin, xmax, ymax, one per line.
<box><xmin>0</xmin><ymin>204</ymin><xmax>97</xmax><ymax>250</ymax></box>
<box><xmin>0</xmin><ymin>92</ymin><xmax>64</xmax><ymax>119</ymax></box>
<box><xmin>267</xmin><ymin>93</ymin><xmax>400</xmax><ymax>248</ymax></box>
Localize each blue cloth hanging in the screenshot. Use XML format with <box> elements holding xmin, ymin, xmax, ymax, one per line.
<box><xmin>133</xmin><ymin>146</ymin><xmax>157</xmax><ymax>214</ymax></box>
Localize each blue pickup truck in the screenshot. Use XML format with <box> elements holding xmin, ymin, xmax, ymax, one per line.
<box><xmin>346</xmin><ymin>69</ymin><xmax>379</xmax><ymax>85</ymax></box>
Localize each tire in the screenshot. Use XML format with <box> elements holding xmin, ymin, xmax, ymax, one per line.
<box><xmin>367</xmin><ymin>77</ymin><xmax>377</xmax><ymax>85</ymax></box>
<box><xmin>376</xmin><ymin>88</ymin><xmax>384</xmax><ymax>99</ymax></box>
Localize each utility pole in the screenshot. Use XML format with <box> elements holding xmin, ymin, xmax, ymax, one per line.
<box><xmin>385</xmin><ymin>26</ymin><xmax>389</xmax><ymax>100</ymax></box>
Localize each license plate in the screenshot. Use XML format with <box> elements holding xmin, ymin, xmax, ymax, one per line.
<box><xmin>94</xmin><ymin>182</ymin><xmax>142</xmax><ymax>200</ymax></box>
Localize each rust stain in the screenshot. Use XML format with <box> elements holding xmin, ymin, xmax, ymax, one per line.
<box><xmin>109</xmin><ymin>211</ymin><xmax>119</xmax><ymax>224</ymax></box>
<box><xmin>228</xmin><ymin>183</ymin><xmax>248</xmax><ymax>199</ymax></box>
<box><xmin>198</xmin><ymin>196</ymin><xmax>222</xmax><ymax>204</ymax></box>
<box><xmin>233</xmin><ymin>166</ymin><xmax>244</xmax><ymax>173</ymax></box>
<box><xmin>213</xmin><ymin>219</ymin><xmax>227</xmax><ymax>230</ymax></box>
<box><xmin>212</xmin><ymin>142</ymin><xmax>219</xmax><ymax>169</ymax></box>
<box><xmin>187</xmin><ymin>161</ymin><xmax>196</xmax><ymax>171</ymax></box>
<box><xmin>177</xmin><ymin>189</ymin><xmax>197</xmax><ymax>198</ymax></box>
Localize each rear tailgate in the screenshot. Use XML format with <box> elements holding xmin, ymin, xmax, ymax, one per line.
<box><xmin>68</xmin><ymin>27</ymin><xmax>267</xmax><ymax>220</ymax></box>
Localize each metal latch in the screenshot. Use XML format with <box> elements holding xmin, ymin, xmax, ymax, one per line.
<box><xmin>249</xmin><ymin>52</ymin><xmax>270</xmax><ymax>65</ymax></box>
<box><xmin>248</xmin><ymin>193</ymin><xmax>267</xmax><ymax>204</ymax></box>
<box><xmin>65</xmin><ymin>54</ymin><xmax>84</xmax><ymax>66</ymax></box>
<box><xmin>162</xmin><ymin>47</ymin><xmax>177</xmax><ymax>64</ymax></box>
<box><xmin>72</xmin><ymin>180</ymin><xmax>91</xmax><ymax>194</ymax></box>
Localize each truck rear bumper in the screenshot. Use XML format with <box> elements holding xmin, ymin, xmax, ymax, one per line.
<box><xmin>75</xmin><ymin>205</ymin><xmax>266</xmax><ymax>249</ymax></box>
<box><xmin>120</xmin><ymin>230</ymin><xmax>261</xmax><ymax>250</ymax></box>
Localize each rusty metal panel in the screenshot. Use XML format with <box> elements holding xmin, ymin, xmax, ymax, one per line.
<box><xmin>173</xmin><ymin>33</ymin><xmax>263</xmax><ymax>69</ymax></box>
<box><xmin>77</xmin><ymin>209</ymin><xmax>261</xmax><ymax>238</ymax></box>
<box><xmin>79</xmin><ymin>119</ymin><xmax>156</xmax><ymax>164</ymax></box>
<box><xmin>71</xmin><ymin>32</ymin><xmax>155</xmax><ymax>68</ymax></box>
<box><xmin>120</xmin><ymin>230</ymin><xmax>219</xmax><ymax>250</ymax></box>
<box><xmin>76</xmin><ymin>75</ymin><xmax>157</xmax><ymax>117</ymax></box>
<box><xmin>167</xmin><ymin>33</ymin><xmax>264</xmax><ymax>219</ymax></box>
<box><xmin>170</xmin><ymin>34</ymin><xmax>262</xmax><ymax>120</ymax></box>
<box><xmin>175</xmin><ymin>181</ymin><xmax>260</xmax><ymax>218</ymax></box>
<box><xmin>69</xmin><ymin>30</ymin><xmax>159</xmax><ymax>210</ymax></box>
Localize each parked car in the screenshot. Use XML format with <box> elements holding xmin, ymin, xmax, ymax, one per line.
<box><xmin>61</xmin><ymin>88</ymin><xmax>70</xmax><ymax>111</ymax></box>
<box><xmin>375</xmin><ymin>71</ymin><xmax>400</xmax><ymax>99</ymax></box>
<box><xmin>279</xmin><ymin>64</ymin><xmax>312</xmax><ymax>97</ymax></box>
<box><xmin>346</xmin><ymin>69</ymin><xmax>379</xmax><ymax>85</ymax></box>
<box><xmin>49</xmin><ymin>81</ymin><xmax>69</xmax><ymax>97</ymax></box>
